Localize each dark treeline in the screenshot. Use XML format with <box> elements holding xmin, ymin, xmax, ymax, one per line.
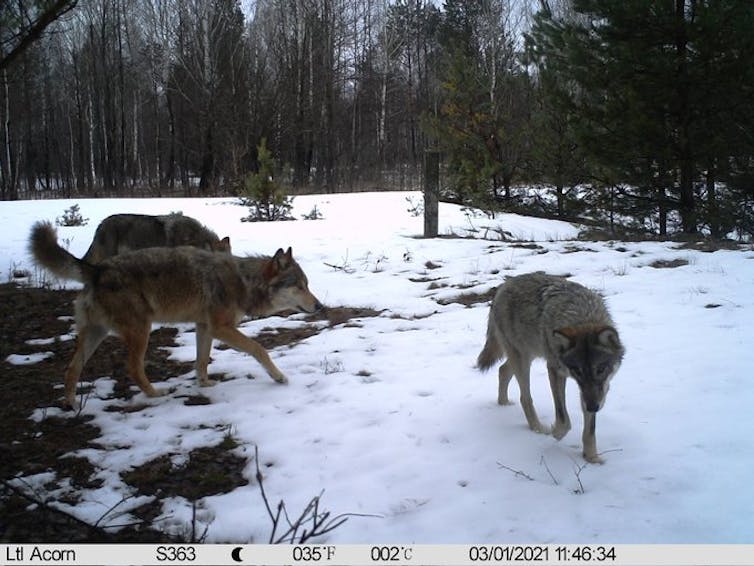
<box><xmin>1</xmin><ymin>0</ymin><xmax>444</xmax><ymax>199</ymax></box>
<box><xmin>2</xmin><ymin>0</ymin><xmax>754</xmax><ymax>237</ymax></box>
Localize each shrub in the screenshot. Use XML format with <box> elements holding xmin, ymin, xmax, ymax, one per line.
<box><xmin>56</xmin><ymin>204</ymin><xmax>88</xmax><ymax>227</ymax></box>
<box><xmin>240</xmin><ymin>139</ymin><xmax>295</xmax><ymax>222</ymax></box>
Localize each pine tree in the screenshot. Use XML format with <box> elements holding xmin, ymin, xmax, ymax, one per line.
<box><xmin>425</xmin><ymin>0</ymin><xmax>531</xmax><ymax>212</ymax></box>
<box><xmin>241</xmin><ymin>139</ymin><xmax>294</xmax><ymax>222</ymax></box>
<box><xmin>528</xmin><ymin>0</ymin><xmax>754</xmax><ymax>236</ymax></box>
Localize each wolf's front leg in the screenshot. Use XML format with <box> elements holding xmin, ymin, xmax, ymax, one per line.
<box><xmin>514</xmin><ymin>361</ymin><xmax>550</xmax><ymax>434</ymax></box>
<box><xmin>123</xmin><ymin>324</ymin><xmax>167</xmax><ymax>399</ymax></box>
<box><xmin>548</xmin><ymin>365</ymin><xmax>571</xmax><ymax>440</ymax></box>
<box><xmin>582</xmin><ymin>411</ymin><xmax>603</xmax><ymax>464</ymax></box>
<box><xmin>214</xmin><ymin>326</ymin><xmax>289</xmax><ymax>384</ymax></box>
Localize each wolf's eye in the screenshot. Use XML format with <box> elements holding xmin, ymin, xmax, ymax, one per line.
<box><xmin>596</xmin><ymin>363</ymin><xmax>611</xmax><ymax>376</ymax></box>
<box><xmin>567</xmin><ymin>365</ymin><xmax>582</xmax><ymax>379</ymax></box>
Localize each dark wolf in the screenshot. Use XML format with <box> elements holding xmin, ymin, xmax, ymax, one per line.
<box><xmin>81</xmin><ymin>213</ymin><xmax>231</xmax><ymax>265</ymax></box>
<box><xmin>477</xmin><ymin>272</ymin><xmax>625</xmax><ymax>463</ymax></box>
<box><xmin>29</xmin><ymin>221</ymin><xmax>323</xmax><ymax>408</ymax></box>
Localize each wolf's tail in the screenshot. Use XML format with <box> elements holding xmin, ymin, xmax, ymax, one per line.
<box><xmin>29</xmin><ymin>221</ymin><xmax>96</xmax><ymax>283</ymax></box>
<box><xmin>476</xmin><ymin>312</ymin><xmax>505</xmax><ymax>371</ymax></box>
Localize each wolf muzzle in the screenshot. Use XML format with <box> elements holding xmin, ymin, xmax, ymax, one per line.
<box><xmin>585</xmin><ymin>401</ymin><xmax>601</xmax><ymax>413</ymax></box>
<box><xmin>310</xmin><ymin>299</ymin><xmax>326</xmax><ymax>313</ymax></box>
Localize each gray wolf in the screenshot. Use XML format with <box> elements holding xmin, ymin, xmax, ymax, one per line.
<box><xmin>82</xmin><ymin>213</ymin><xmax>231</xmax><ymax>265</ymax></box>
<box><xmin>29</xmin><ymin>221</ymin><xmax>323</xmax><ymax>408</ymax></box>
<box><xmin>476</xmin><ymin>272</ymin><xmax>624</xmax><ymax>463</ymax></box>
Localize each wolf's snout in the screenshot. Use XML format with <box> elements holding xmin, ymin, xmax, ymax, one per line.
<box><xmin>585</xmin><ymin>401</ymin><xmax>601</xmax><ymax>413</ymax></box>
<box><xmin>300</xmin><ymin>296</ymin><xmax>325</xmax><ymax>313</ymax></box>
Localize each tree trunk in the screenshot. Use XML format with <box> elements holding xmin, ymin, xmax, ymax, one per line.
<box><xmin>706</xmin><ymin>161</ymin><xmax>721</xmax><ymax>238</ymax></box>
<box><xmin>86</xmin><ymin>86</ymin><xmax>97</xmax><ymax>192</ymax></box>
<box><xmin>198</xmin><ymin>125</ymin><xmax>214</xmax><ymax>193</ymax></box>
<box><xmin>556</xmin><ymin>184</ymin><xmax>564</xmax><ymax>217</ymax></box>
<box><xmin>674</xmin><ymin>0</ymin><xmax>696</xmax><ymax>234</ymax></box>
<box><xmin>1</xmin><ymin>68</ymin><xmax>14</xmax><ymax>199</ymax></box>
<box><xmin>658</xmin><ymin>185</ymin><xmax>668</xmax><ymax>237</ymax></box>
<box><xmin>423</xmin><ymin>150</ymin><xmax>440</xmax><ymax>237</ymax></box>
<box><xmin>66</xmin><ymin>108</ymin><xmax>76</xmax><ymax>198</ymax></box>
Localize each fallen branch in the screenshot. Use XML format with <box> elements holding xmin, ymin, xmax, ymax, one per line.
<box><xmin>572</xmin><ymin>461</ymin><xmax>589</xmax><ymax>495</ymax></box>
<box><xmin>496</xmin><ymin>462</ymin><xmax>535</xmax><ymax>482</ymax></box>
<box><xmin>254</xmin><ymin>446</ymin><xmax>378</xmax><ymax>544</ymax></box>
<box><xmin>1</xmin><ymin>477</ymin><xmax>152</xmax><ymax>534</ymax></box>
<box><xmin>539</xmin><ymin>455</ymin><xmax>559</xmax><ymax>486</ymax></box>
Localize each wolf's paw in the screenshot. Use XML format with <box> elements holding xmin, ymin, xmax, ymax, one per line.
<box><xmin>531</xmin><ymin>423</ymin><xmax>552</xmax><ymax>435</ymax></box>
<box><xmin>199</xmin><ymin>378</ymin><xmax>217</xmax><ymax>388</ymax></box>
<box><xmin>145</xmin><ymin>388</ymin><xmax>167</xmax><ymax>398</ymax></box>
<box><xmin>270</xmin><ymin>371</ymin><xmax>288</xmax><ymax>385</ymax></box>
<box><xmin>584</xmin><ymin>452</ymin><xmax>605</xmax><ymax>465</ymax></box>
<box><xmin>497</xmin><ymin>397</ymin><xmax>514</xmax><ymax>406</ymax></box>
<box><xmin>551</xmin><ymin>423</ymin><xmax>570</xmax><ymax>440</ymax></box>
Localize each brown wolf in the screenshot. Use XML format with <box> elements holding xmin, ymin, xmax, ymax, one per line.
<box><xmin>29</xmin><ymin>221</ymin><xmax>323</xmax><ymax>408</ymax></box>
<box><xmin>477</xmin><ymin>272</ymin><xmax>625</xmax><ymax>463</ymax></box>
<box><xmin>82</xmin><ymin>213</ymin><xmax>231</xmax><ymax>265</ymax></box>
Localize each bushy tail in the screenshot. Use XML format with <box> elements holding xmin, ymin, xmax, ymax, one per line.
<box><xmin>476</xmin><ymin>313</ymin><xmax>504</xmax><ymax>371</ymax></box>
<box><xmin>29</xmin><ymin>221</ymin><xmax>94</xmax><ymax>283</ymax></box>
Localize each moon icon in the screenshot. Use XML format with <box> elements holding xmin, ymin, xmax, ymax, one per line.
<box><xmin>231</xmin><ymin>546</ymin><xmax>243</xmax><ymax>563</ymax></box>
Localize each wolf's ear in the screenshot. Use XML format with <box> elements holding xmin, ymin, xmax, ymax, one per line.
<box><xmin>263</xmin><ymin>248</ymin><xmax>286</xmax><ymax>279</ymax></box>
<box><xmin>272</xmin><ymin>247</ymin><xmax>286</xmax><ymax>266</ymax></box>
<box><xmin>597</xmin><ymin>326</ymin><xmax>622</xmax><ymax>350</ymax></box>
<box><xmin>214</xmin><ymin>236</ymin><xmax>231</xmax><ymax>252</ymax></box>
<box><xmin>272</xmin><ymin>247</ymin><xmax>293</xmax><ymax>268</ymax></box>
<box><xmin>552</xmin><ymin>328</ymin><xmax>575</xmax><ymax>353</ymax></box>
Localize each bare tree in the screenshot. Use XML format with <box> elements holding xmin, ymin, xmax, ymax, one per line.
<box><xmin>0</xmin><ymin>0</ymin><xmax>79</xmax><ymax>72</ymax></box>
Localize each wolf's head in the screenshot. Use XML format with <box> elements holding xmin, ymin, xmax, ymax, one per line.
<box><xmin>553</xmin><ymin>325</ymin><xmax>624</xmax><ymax>413</ymax></box>
<box><xmin>263</xmin><ymin>247</ymin><xmax>324</xmax><ymax>314</ymax></box>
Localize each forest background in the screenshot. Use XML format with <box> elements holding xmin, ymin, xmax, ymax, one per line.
<box><xmin>2</xmin><ymin>0</ymin><xmax>754</xmax><ymax>238</ymax></box>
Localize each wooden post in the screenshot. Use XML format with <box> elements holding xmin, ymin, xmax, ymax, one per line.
<box><xmin>423</xmin><ymin>150</ymin><xmax>440</xmax><ymax>238</ymax></box>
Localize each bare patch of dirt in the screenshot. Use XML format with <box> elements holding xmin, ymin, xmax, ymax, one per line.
<box><xmin>677</xmin><ymin>240</ymin><xmax>748</xmax><ymax>252</ymax></box>
<box><xmin>649</xmin><ymin>258</ymin><xmax>689</xmax><ymax>269</ymax></box>
<box><xmin>509</xmin><ymin>242</ymin><xmax>546</xmax><ymax>251</ymax></box>
<box><xmin>435</xmin><ymin>287</ymin><xmax>497</xmax><ymax>307</ymax></box>
<box><xmin>409</xmin><ymin>276</ymin><xmax>443</xmax><ymax>283</ymax></box>
<box><xmin>563</xmin><ymin>244</ymin><xmax>599</xmax><ymax>254</ymax></box>
<box><xmin>0</xmin><ymin>283</ymin><xmax>183</xmax><ymax>542</ymax></box>
<box><xmin>214</xmin><ymin>306</ymin><xmax>382</xmax><ymax>351</ymax></box>
<box><xmin>306</xmin><ymin>306</ymin><xmax>383</xmax><ymax>325</ymax></box>
<box><xmin>249</xmin><ymin>325</ymin><xmax>324</xmax><ymax>349</ymax></box>
<box><xmin>0</xmin><ymin>284</ymin><xmax>376</xmax><ymax>542</ymax></box>
<box><xmin>122</xmin><ymin>444</ymin><xmax>248</xmax><ymax>500</ymax></box>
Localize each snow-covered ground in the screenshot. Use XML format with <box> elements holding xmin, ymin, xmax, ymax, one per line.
<box><xmin>2</xmin><ymin>192</ymin><xmax>753</xmax><ymax>543</ymax></box>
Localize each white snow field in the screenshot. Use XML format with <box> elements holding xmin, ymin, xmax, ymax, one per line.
<box><xmin>2</xmin><ymin>191</ymin><xmax>753</xmax><ymax>543</ymax></box>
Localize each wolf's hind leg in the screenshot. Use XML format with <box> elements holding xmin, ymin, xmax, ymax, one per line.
<box><xmin>195</xmin><ymin>322</ymin><xmax>216</xmax><ymax>387</ymax></box>
<box><xmin>121</xmin><ymin>322</ymin><xmax>164</xmax><ymax>398</ymax></box>
<box><xmin>497</xmin><ymin>361</ymin><xmax>514</xmax><ymax>405</ymax></box>
<box><xmin>64</xmin><ymin>324</ymin><xmax>108</xmax><ymax>408</ymax></box>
